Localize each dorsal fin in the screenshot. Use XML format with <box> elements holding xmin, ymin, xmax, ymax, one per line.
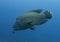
<box><xmin>30</xmin><ymin>9</ymin><xmax>43</xmax><ymax>13</ymax></box>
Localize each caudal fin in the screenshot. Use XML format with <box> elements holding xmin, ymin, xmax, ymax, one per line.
<box><xmin>44</xmin><ymin>10</ymin><xmax>52</xmax><ymax>19</ymax></box>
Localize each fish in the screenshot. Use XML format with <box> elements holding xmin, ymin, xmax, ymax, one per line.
<box><xmin>13</xmin><ymin>9</ymin><xmax>52</xmax><ymax>33</ymax></box>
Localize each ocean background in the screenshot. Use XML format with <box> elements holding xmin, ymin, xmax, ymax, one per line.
<box><xmin>0</xmin><ymin>0</ymin><xmax>60</xmax><ymax>42</ymax></box>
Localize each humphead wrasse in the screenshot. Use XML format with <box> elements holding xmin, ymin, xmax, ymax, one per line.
<box><xmin>13</xmin><ymin>9</ymin><xmax>52</xmax><ymax>33</ymax></box>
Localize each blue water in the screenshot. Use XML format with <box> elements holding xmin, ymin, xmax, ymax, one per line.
<box><xmin>0</xmin><ymin>0</ymin><xmax>60</xmax><ymax>42</ymax></box>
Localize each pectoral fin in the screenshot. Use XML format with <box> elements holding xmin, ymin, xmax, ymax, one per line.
<box><xmin>39</xmin><ymin>19</ymin><xmax>48</xmax><ymax>25</ymax></box>
<box><xmin>30</xmin><ymin>27</ymin><xmax>35</xmax><ymax>30</ymax></box>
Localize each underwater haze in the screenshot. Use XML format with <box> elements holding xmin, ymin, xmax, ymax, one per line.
<box><xmin>0</xmin><ymin>0</ymin><xmax>60</xmax><ymax>42</ymax></box>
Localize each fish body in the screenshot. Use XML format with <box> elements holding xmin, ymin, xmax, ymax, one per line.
<box><xmin>13</xmin><ymin>9</ymin><xmax>52</xmax><ymax>32</ymax></box>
